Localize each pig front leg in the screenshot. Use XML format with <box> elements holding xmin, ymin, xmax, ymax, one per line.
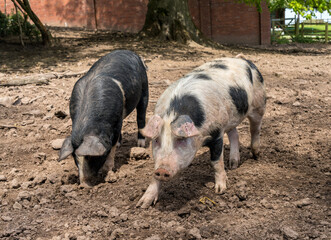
<box><xmin>102</xmin><ymin>146</ymin><xmax>117</xmax><ymax>182</ymax></box>
<box><xmin>136</xmin><ymin>179</ymin><xmax>160</xmax><ymax>208</ymax></box>
<box><xmin>227</xmin><ymin>127</ymin><xmax>240</xmax><ymax>169</ymax></box>
<box><xmin>136</xmin><ymin>87</ymin><xmax>148</xmax><ymax>148</ymax></box>
<box><xmin>208</xmin><ymin>133</ymin><xmax>227</xmax><ymax>194</ymax></box>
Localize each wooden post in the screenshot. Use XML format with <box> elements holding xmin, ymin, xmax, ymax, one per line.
<box><xmin>295</xmin><ymin>15</ymin><xmax>300</xmax><ymax>37</ymax></box>
<box><xmin>325</xmin><ymin>22</ymin><xmax>329</xmax><ymax>43</ymax></box>
<box><xmin>272</xmin><ymin>20</ymin><xmax>275</xmax><ymax>41</ymax></box>
<box><xmin>301</xmin><ymin>22</ymin><xmax>304</xmax><ymax>37</ymax></box>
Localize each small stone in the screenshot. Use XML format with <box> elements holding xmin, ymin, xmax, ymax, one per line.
<box><xmin>145</xmin><ymin>235</ymin><xmax>161</xmax><ymax>240</ymax></box>
<box><xmin>109</xmin><ymin>206</ymin><xmax>120</xmax><ymax>218</ymax></box>
<box><xmin>21</xmin><ymin>181</ymin><xmax>35</xmax><ymax>189</ymax></box>
<box><xmin>205</xmin><ymin>182</ymin><xmax>215</xmax><ymax>189</ymax></box>
<box><xmin>0</xmin><ymin>175</ymin><xmax>7</xmax><ymax>181</ymax></box>
<box><xmin>236</xmin><ymin>189</ymin><xmax>248</xmax><ymax>201</ymax></box>
<box><xmin>119</xmin><ymin>213</ymin><xmax>128</xmax><ymax>222</ymax></box>
<box><xmin>60</xmin><ymin>185</ymin><xmax>75</xmax><ymax>193</ymax></box>
<box><xmin>188</xmin><ymin>227</ymin><xmax>202</xmax><ymax>239</ymax></box>
<box><xmin>51</xmin><ymin>139</ymin><xmax>65</xmax><ymax>150</ymax></box>
<box><xmin>176</xmin><ymin>226</ymin><xmax>186</xmax><ymax>234</ymax></box>
<box><xmin>33</xmin><ymin>175</ymin><xmax>47</xmax><ymax>185</ymax></box>
<box><xmin>292</xmin><ymin>101</ymin><xmax>301</xmax><ymax>107</ymax></box>
<box><xmin>13</xmin><ymin>202</ymin><xmax>22</xmax><ymax>210</ymax></box>
<box><xmin>1</xmin><ymin>215</ymin><xmax>12</xmax><ymax>222</ymax></box>
<box><xmin>39</xmin><ymin>198</ymin><xmax>49</xmax><ymax>205</ymax></box>
<box><xmin>96</xmin><ymin>210</ymin><xmax>108</xmax><ymax>218</ymax></box>
<box><xmin>17</xmin><ymin>191</ymin><xmax>31</xmax><ymax>201</ymax></box>
<box><xmin>260</xmin><ymin>198</ymin><xmax>272</xmax><ymax>209</ymax></box>
<box><xmin>11</xmin><ymin>179</ymin><xmax>21</xmax><ymax>189</ymax></box>
<box><xmin>281</xmin><ymin>226</ymin><xmax>299</xmax><ymax>239</ymax></box>
<box><xmin>0</xmin><ymin>96</ymin><xmax>15</xmax><ymax>107</ymax></box>
<box><xmin>130</xmin><ymin>147</ymin><xmax>149</xmax><ymax>160</ymax></box>
<box><xmin>33</xmin><ymin>152</ymin><xmax>46</xmax><ymax>161</ymax></box>
<box><xmin>109</xmin><ymin>228</ymin><xmax>123</xmax><ymax>240</ymax></box>
<box><xmin>54</xmin><ymin>110</ymin><xmax>68</xmax><ymax>119</ymax></box>
<box><xmin>177</xmin><ymin>207</ymin><xmax>191</xmax><ymax>217</ymax></box>
<box><xmin>293</xmin><ymin>198</ymin><xmax>312</xmax><ymax>208</ymax></box>
<box><xmin>65</xmin><ymin>191</ymin><xmax>78</xmax><ymax>199</ymax></box>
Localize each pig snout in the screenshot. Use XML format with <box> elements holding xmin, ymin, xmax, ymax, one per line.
<box><xmin>154</xmin><ymin>167</ymin><xmax>172</xmax><ymax>181</ymax></box>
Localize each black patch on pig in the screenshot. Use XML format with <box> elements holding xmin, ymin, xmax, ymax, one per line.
<box><xmin>244</xmin><ymin>59</ymin><xmax>264</xmax><ymax>83</ymax></box>
<box><xmin>168</xmin><ymin>94</ymin><xmax>205</xmax><ymax>127</ymax></box>
<box><xmin>194</xmin><ymin>73</ymin><xmax>212</xmax><ymax>80</ymax></box>
<box><xmin>246</xmin><ymin>66</ymin><xmax>253</xmax><ymax>84</ymax></box>
<box><xmin>210</xmin><ymin>63</ymin><xmax>228</xmax><ymax>70</ymax></box>
<box><xmin>229</xmin><ymin>87</ymin><xmax>248</xmax><ymax>115</ymax></box>
<box><xmin>203</xmin><ymin>128</ymin><xmax>223</xmax><ymax>161</ymax></box>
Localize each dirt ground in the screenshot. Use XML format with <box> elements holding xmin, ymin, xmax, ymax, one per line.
<box><xmin>0</xmin><ymin>30</ymin><xmax>330</xmax><ymax>240</ymax></box>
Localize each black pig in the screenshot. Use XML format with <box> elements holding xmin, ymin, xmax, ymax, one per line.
<box><xmin>58</xmin><ymin>50</ymin><xmax>148</xmax><ymax>186</ymax></box>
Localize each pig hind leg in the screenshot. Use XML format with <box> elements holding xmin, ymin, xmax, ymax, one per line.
<box><xmin>248</xmin><ymin>107</ymin><xmax>265</xmax><ymax>159</ymax></box>
<box><xmin>136</xmin><ymin>89</ymin><xmax>148</xmax><ymax>147</ymax></box>
<box><xmin>227</xmin><ymin>127</ymin><xmax>240</xmax><ymax>169</ymax></box>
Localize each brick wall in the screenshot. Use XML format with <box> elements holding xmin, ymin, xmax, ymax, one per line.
<box><xmin>189</xmin><ymin>0</ymin><xmax>270</xmax><ymax>45</ymax></box>
<box><xmin>0</xmin><ymin>0</ymin><xmax>270</xmax><ymax>44</ymax></box>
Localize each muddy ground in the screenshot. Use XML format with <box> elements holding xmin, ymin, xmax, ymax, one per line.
<box><xmin>0</xmin><ymin>30</ymin><xmax>330</xmax><ymax>240</ymax></box>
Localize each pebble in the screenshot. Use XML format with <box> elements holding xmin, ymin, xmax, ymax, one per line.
<box><xmin>205</xmin><ymin>182</ymin><xmax>215</xmax><ymax>189</ymax></box>
<box><xmin>0</xmin><ymin>96</ymin><xmax>14</xmax><ymax>107</ymax></box>
<box><xmin>293</xmin><ymin>198</ymin><xmax>312</xmax><ymax>208</ymax></box>
<box><xmin>51</xmin><ymin>139</ymin><xmax>65</xmax><ymax>150</ymax></box>
<box><xmin>145</xmin><ymin>235</ymin><xmax>161</xmax><ymax>240</ymax></box>
<box><xmin>130</xmin><ymin>147</ymin><xmax>149</xmax><ymax>160</ymax></box>
<box><xmin>21</xmin><ymin>181</ymin><xmax>35</xmax><ymax>189</ymax></box>
<box><xmin>96</xmin><ymin>210</ymin><xmax>108</xmax><ymax>218</ymax></box>
<box><xmin>109</xmin><ymin>206</ymin><xmax>120</xmax><ymax>218</ymax></box>
<box><xmin>0</xmin><ymin>174</ymin><xmax>7</xmax><ymax>181</ymax></box>
<box><xmin>11</xmin><ymin>179</ymin><xmax>21</xmax><ymax>189</ymax></box>
<box><xmin>292</xmin><ymin>101</ymin><xmax>301</xmax><ymax>107</ymax></box>
<box><xmin>33</xmin><ymin>175</ymin><xmax>47</xmax><ymax>185</ymax></box>
<box><xmin>54</xmin><ymin>110</ymin><xmax>68</xmax><ymax>119</ymax></box>
<box><xmin>109</xmin><ymin>228</ymin><xmax>123</xmax><ymax>240</ymax></box>
<box><xmin>13</xmin><ymin>202</ymin><xmax>22</xmax><ymax>210</ymax></box>
<box><xmin>281</xmin><ymin>226</ymin><xmax>299</xmax><ymax>239</ymax></box>
<box><xmin>1</xmin><ymin>215</ymin><xmax>12</xmax><ymax>222</ymax></box>
<box><xmin>60</xmin><ymin>185</ymin><xmax>75</xmax><ymax>193</ymax></box>
<box><xmin>188</xmin><ymin>227</ymin><xmax>202</xmax><ymax>239</ymax></box>
<box><xmin>17</xmin><ymin>191</ymin><xmax>31</xmax><ymax>201</ymax></box>
<box><xmin>177</xmin><ymin>207</ymin><xmax>191</xmax><ymax>217</ymax></box>
<box><xmin>176</xmin><ymin>226</ymin><xmax>186</xmax><ymax>234</ymax></box>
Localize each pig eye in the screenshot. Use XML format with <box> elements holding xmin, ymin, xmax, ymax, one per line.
<box><xmin>153</xmin><ymin>138</ymin><xmax>160</xmax><ymax>145</ymax></box>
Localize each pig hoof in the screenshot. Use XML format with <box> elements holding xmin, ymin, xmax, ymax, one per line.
<box><xmin>229</xmin><ymin>158</ymin><xmax>239</xmax><ymax>169</ymax></box>
<box><xmin>79</xmin><ymin>182</ymin><xmax>93</xmax><ymax>189</ymax></box>
<box><xmin>136</xmin><ymin>194</ymin><xmax>158</xmax><ymax>209</ymax></box>
<box><xmin>137</xmin><ymin>139</ymin><xmax>146</xmax><ymax>148</ymax></box>
<box><xmin>215</xmin><ymin>183</ymin><xmax>226</xmax><ymax>194</ymax></box>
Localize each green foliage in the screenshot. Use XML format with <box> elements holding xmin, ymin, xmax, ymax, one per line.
<box><xmin>269</xmin><ymin>0</ymin><xmax>331</xmax><ymax>18</ymax></box>
<box><xmin>0</xmin><ymin>11</ymin><xmax>10</xmax><ymax>37</ymax></box>
<box><xmin>0</xmin><ymin>11</ymin><xmax>40</xmax><ymax>41</ymax></box>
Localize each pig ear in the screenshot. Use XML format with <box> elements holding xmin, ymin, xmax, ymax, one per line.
<box><xmin>58</xmin><ymin>137</ymin><xmax>73</xmax><ymax>161</ymax></box>
<box><xmin>140</xmin><ymin>115</ymin><xmax>164</xmax><ymax>139</ymax></box>
<box><xmin>75</xmin><ymin>135</ymin><xmax>107</xmax><ymax>156</ymax></box>
<box><xmin>171</xmin><ymin>115</ymin><xmax>200</xmax><ymax>138</ymax></box>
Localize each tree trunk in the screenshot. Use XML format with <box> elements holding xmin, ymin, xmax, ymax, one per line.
<box><xmin>12</xmin><ymin>0</ymin><xmax>52</xmax><ymax>46</ymax></box>
<box><xmin>140</xmin><ymin>0</ymin><xmax>211</xmax><ymax>45</ymax></box>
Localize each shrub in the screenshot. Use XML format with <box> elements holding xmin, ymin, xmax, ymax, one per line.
<box><xmin>0</xmin><ymin>11</ymin><xmax>40</xmax><ymax>42</ymax></box>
